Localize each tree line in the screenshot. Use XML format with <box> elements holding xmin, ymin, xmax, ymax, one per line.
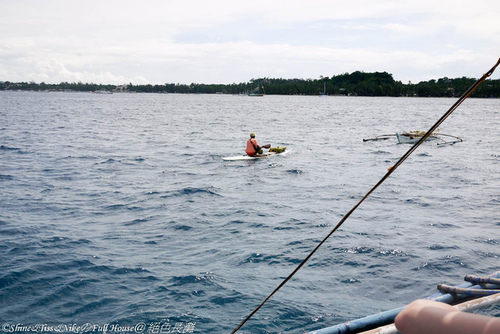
<box><xmin>1</xmin><ymin>71</ymin><xmax>499</xmax><ymax>97</ymax></box>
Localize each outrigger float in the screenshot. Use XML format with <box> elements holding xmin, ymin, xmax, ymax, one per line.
<box><xmin>363</xmin><ymin>130</ymin><xmax>463</xmax><ymax>145</ymax></box>
<box><xmin>305</xmin><ymin>271</ymin><xmax>500</xmax><ymax>334</ymax></box>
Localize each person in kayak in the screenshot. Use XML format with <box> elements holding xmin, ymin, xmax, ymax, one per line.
<box><xmin>245</xmin><ymin>132</ymin><xmax>270</xmax><ymax>156</ymax></box>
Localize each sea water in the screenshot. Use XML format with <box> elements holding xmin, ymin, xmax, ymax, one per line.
<box><xmin>0</xmin><ymin>91</ymin><xmax>498</xmax><ymax>333</ymax></box>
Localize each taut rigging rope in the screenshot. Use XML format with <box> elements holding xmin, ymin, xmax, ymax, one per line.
<box><xmin>230</xmin><ymin>58</ymin><xmax>500</xmax><ymax>334</ymax></box>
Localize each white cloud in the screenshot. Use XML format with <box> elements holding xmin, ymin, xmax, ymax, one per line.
<box><xmin>1</xmin><ymin>58</ymin><xmax>149</xmax><ymax>85</ymax></box>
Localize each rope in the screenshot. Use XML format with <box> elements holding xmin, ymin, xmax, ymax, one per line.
<box><xmin>230</xmin><ymin>58</ymin><xmax>500</xmax><ymax>334</ymax></box>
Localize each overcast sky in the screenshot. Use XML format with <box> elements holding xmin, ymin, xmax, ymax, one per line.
<box><xmin>1</xmin><ymin>0</ymin><xmax>499</xmax><ymax>85</ymax></box>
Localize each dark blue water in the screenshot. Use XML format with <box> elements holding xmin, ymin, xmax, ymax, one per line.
<box><xmin>1</xmin><ymin>91</ymin><xmax>498</xmax><ymax>334</ymax></box>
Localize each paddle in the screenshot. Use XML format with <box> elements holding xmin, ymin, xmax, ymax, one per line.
<box><xmin>262</xmin><ymin>144</ymin><xmax>271</xmax><ymax>149</ymax></box>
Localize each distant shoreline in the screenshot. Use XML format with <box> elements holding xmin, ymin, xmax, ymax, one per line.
<box><xmin>2</xmin><ymin>71</ymin><xmax>499</xmax><ymax>98</ymax></box>
<box><xmin>2</xmin><ymin>90</ymin><xmax>498</xmax><ymax>98</ymax></box>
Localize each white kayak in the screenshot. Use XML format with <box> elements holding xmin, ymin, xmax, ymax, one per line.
<box><xmin>222</xmin><ymin>152</ymin><xmax>279</xmax><ymax>161</ymax></box>
<box><xmin>222</xmin><ymin>147</ymin><xmax>287</xmax><ymax>161</ymax></box>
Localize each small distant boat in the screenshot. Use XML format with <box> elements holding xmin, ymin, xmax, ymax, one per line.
<box><xmin>363</xmin><ymin>130</ymin><xmax>462</xmax><ymax>145</ymax></box>
<box><xmin>248</xmin><ymin>82</ymin><xmax>265</xmax><ymax>96</ymax></box>
<box><xmin>319</xmin><ymin>81</ymin><xmax>328</xmax><ymax>96</ymax></box>
<box><xmin>94</xmin><ymin>90</ymin><xmax>113</xmax><ymax>94</ymax></box>
<box><xmin>396</xmin><ymin>130</ymin><xmax>437</xmax><ymax>144</ymax></box>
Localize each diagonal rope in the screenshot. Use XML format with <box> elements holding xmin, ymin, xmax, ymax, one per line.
<box><xmin>230</xmin><ymin>58</ymin><xmax>500</xmax><ymax>334</ymax></box>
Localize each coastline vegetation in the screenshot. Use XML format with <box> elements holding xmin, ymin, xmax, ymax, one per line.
<box><xmin>1</xmin><ymin>71</ymin><xmax>499</xmax><ymax>97</ymax></box>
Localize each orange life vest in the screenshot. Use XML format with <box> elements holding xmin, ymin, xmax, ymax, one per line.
<box><xmin>245</xmin><ymin>138</ymin><xmax>259</xmax><ymax>156</ymax></box>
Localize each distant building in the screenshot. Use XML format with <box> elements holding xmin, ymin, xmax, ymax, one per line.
<box><xmin>114</xmin><ymin>84</ymin><xmax>128</xmax><ymax>92</ymax></box>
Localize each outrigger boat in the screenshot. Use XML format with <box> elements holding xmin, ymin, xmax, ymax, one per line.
<box><xmin>305</xmin><ymin>271</ymin><xmax>500</xmax><ymax>334</ymax></box>
<box><xmin>363</xmin><ymin>130</ymin><xmax>463</xmax><ymax>145</ymax></box>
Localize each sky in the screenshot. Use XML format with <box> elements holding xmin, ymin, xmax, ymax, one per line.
<box><xmin>1</xmin><ymin>0</ymin><xmax>499</xmax><ymax>85</ymax></box>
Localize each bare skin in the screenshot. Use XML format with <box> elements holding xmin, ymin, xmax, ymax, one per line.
<box><xmin>394</xmin><ymin>299</ymin><xmax>500</xmax><ymax>334</ymax></box>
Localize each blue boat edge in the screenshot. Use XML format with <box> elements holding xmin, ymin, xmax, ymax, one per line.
<box><xmin>304</xmin><ymin>271</ymin><xmax>500</xmax><ymax>334</ymax></box>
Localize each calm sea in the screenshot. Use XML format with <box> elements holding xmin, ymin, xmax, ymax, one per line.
<box><xmin>1</xmin><ymin>91</ymin><xmax>499</xmax><ymax>334</ymax></box>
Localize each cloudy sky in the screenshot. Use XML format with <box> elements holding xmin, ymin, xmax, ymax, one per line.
<box><xmin>1</xmin><ymin>0</ymin><xmax>499</xmax><ymax>85</ymax></box>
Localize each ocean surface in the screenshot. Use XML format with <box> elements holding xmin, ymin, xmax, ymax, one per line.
<box><xmin>1</xmin><ymin>91</ymin><xmax>499</xmax><ymax>334</ymax></box>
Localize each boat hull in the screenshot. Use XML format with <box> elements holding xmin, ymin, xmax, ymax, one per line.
<box><xmin>222</xmin><ymin>152</ymin><xmax>279</xmax><ymax>161</ymax></box>
<box><xmin>306</xmin><ymin>271</ymin><xmax>500</xmax><ymax>334</ymax></box>
<box><xmin>223</xmin><ymin>147</ymin><xmax>286</xmax><ymax>161</ymax></box>
<box><xmin>395</xmin><ymin>132</ymin><xmax>437</xmax><ymax>144</ymax></box>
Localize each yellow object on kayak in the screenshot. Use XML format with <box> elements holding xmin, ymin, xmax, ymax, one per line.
<box><xmin>269</xmin><ymin>147</ymin><xmax>286</xmax><ymax>153</ymax></box>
